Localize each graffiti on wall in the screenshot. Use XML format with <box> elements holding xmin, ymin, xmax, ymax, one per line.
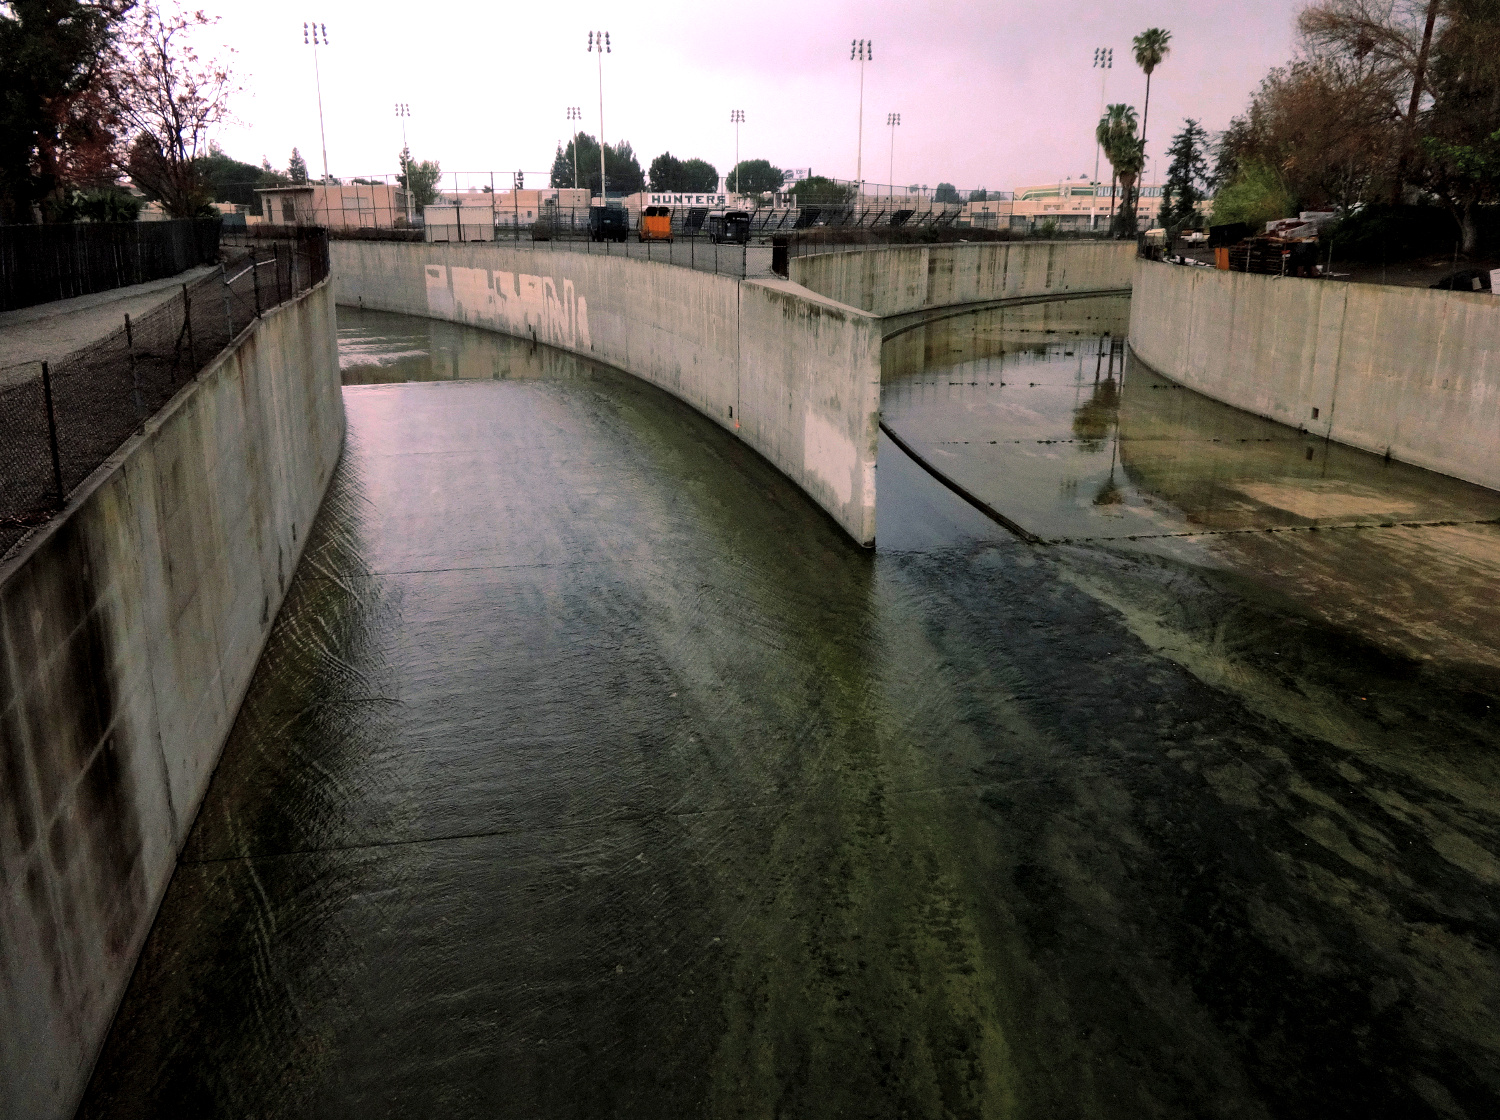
<box><xmin>423</xmin><ymin>264</ymin><xmax>592</xmax><ymax>351</ymax></box>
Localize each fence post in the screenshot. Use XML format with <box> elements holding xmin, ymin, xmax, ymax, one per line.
<box><xmin>124</xmin><ymin>312</ymin><xmax>145</xmax><ymax>417</ymax></box>
<box><xmin>273</xmin><ymin>246</ymin><xmax>283</xmax><ymax>303</ymax></box>
<box><xmin>183</xmin><ymin>284</ymin><xmax>196</xmax><ymax>372</ymax></box>
<box><xmin>40</xmin><ymin>361</ymin><xmax>65</xmax><ymax>506</ymax></box>
<box><xmin>252</xmin><ymin>254</ymin><xmax>262</xmax><ymax>317</ymax></box>
<box><xmin>220</xmin><ymin>263</ymin><xmax>233</xmax><ymax>338</ymax></box>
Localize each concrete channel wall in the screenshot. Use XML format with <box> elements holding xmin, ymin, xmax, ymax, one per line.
<box><xmin>1130</xmin><ymin>260</ymin><xmax>1500</xmax><ymax>491</ymax></box>
<box><xmin>0</xmin><ymin>280</ymin><xmax>343</xmax><ymax>1120</ymax></box>
<box><xmin>788</xmin><ymin>240</ymin><xmax>1137</xmax><ymax>318</ymax></box>
<box><xmin>332</xmin><ymin>242</ymin><xmax>883</xmax><ymax>545</ymax></box>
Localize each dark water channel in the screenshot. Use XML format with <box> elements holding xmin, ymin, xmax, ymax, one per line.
<box><xmin>81</xmin><ymin>306</ymin><xmax>1500</xmax><ymax>1118</ymax></box>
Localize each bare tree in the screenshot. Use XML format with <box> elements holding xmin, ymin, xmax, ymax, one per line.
<box><xmin>1222</xmin><ymin>57</ymin><xmax>1403</xmax><ymax>213</ymax></box>
<box><xmin>115</xmin><ymin>2</ymin><xmax>235</xmax><ymax>217</ymax></box>
<box><xmin>1298</xmin><ymin>0</ymin><xmax>1444</xmax><ymax>200</ymax></box>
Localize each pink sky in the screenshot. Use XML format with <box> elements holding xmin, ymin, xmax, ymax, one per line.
<box><xmin>206</xmin><ymin>0</ymin><xmax>1304</xmax><ymax>191</ymax></box>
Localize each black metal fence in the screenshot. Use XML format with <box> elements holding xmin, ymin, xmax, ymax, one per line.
<box><xmin>0</xmin><ymin>218</ymin><xmax>223</xmax><ymax>312</ymax></box>
<box><xmin>0</xmin><ymin>229</ymin><xmax>329</xmax><ymax>558</ymax></box>
<box><xmin>232</xmin><ymin>204</ymin><xmax>1110</xmax><ymax>284</ymax></box>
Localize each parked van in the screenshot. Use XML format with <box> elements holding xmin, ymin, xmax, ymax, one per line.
<box><xmin>707</xmin><ymin>209</ymin><xmax>750</xmax><ymax>245</ymax></box>
<box><xmin>589</xmin><ymin>205</ymin><xmax>629</xmax><ymax>242</ymax></box>
<box><xmin>639</xmin><ymin>205</ymin><xmax>673</xmax><ymax>242</ymax></box>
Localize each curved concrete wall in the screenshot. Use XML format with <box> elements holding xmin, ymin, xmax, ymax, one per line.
<box><xmin>0</xmin><ymin>281</ymin><xmax>343</xmax><ymax>1120</ymax></box>
<box><xmin>788</xmin><ymin>241</ymin><xmax>1137</xmax><ymax>318</ymax></box>
<box><xmin>1130</xmin><ymin>260</ymin><xmax>1500</xmax><ymax>492</ymax></box>
<box><xmin>331</xmin><ymin>242</ymin><xmax>882</xmax><ymax>545</ymax></box>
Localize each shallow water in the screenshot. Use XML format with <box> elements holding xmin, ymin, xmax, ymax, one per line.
<box><xmin>81</xmin><ymin>306</ymin><xmax>1500</xmax><ymax>1119</ymax></box>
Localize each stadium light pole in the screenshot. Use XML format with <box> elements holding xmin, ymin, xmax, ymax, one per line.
<box><xmin>566</xmin><ymin>106</ymin><xmax>583</xmax><ymax>191</ymax></box>
<box><xmin>395</xmin><ymin>102</ymin><xmax>411</xmax><ymax>221</ymax></box>
<box><xmin>1091</xmin><ymin>47</ymin><xmax>1112</xmax><ymax>231</ymax></box>
<box><xmin>588</xmin><ymin>31</ymin><xmax>611</xmax><ymax>201</ymax></box>
<box><xmin>730</xmin><ymin>110</ymin><xmax>745</xmax><ymax>195</ymax></box>
<box><xmin>303</xmin><ymin>21</ymin><xmax>331</xmax><ymax>183</ymax></box>
<box><xmin>851</xmin><ymin>39</ymin><xmax>872</xmax><ymax>204</ymax></box>
<box><xmin>886</xmin><ymin>113</ymin><xmax>900</xmax><ymax>201</ymax></box>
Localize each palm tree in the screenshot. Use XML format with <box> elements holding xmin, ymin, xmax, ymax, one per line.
<box><xmin>1113</xmin><ymin>137</ymin><xmax>1146</xmax><ymax>236</ymax></box>
<box><xmin>1132</xmin><ymin>28</ymin><xmax>1172</xmax><ymax>227</ymax></box>
<box><xmin>1097</xmin><ymin>104</ymin><xmax>1138</xmax><ymax>235</ymax></box>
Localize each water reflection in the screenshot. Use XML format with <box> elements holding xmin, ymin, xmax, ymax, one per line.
<box><xmin>882</xmin><ymin>296</ymin><xmax>1500</xmax><ymax>669</ymax></box>
<box><xmin>339</xmin><ymin>306</ymin><xmax>583</xmax><ymax>384</ymax></box>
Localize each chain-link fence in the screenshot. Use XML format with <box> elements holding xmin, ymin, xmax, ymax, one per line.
<box><xmin>0</xmin><ymin>229</ymin><xmax>329</xmax><ymax>559</ymax></box>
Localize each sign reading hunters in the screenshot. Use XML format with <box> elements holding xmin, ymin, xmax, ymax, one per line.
<box><xmin>646</xmin><ymin>193</ymin><xmax>730</xmax><ymax>207</ymax></box>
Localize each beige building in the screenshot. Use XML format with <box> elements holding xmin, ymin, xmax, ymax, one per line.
<box><xmin>960</xmin><ymin>197</ymin><xmax>1015</xmax><ymax>228</ymax></box>
<box><xmin>1009</xmin><ymin>179</ymin><xmax>1166</xmax><ymax>231</ymax></box>
<box><xmin>256</xmin><ymin>183</ymin><xmax>412</xmax><ymax>228</ymax></box>
<box><xmin>427</xmin><ymin>188</ymin><xmax>591</xmax><ymax>230</ymax></box>
<box><xmin>423</xmin><ymin>188</ymin><xmax>594</xmax><ymax>241</ymax></box>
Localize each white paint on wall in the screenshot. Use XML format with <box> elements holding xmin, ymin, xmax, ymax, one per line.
<box><xmin>803</xmin><ymin>407</ymin><xmax>855</xmax><ymax>506</ymax></box>
<box><xmin>431</xmin><ymin>263</ymin><xmax>591</xmax><ymax>351</ymax></box>
<box><xmin>424</xmin><ymin>265</ymin><xmax>452</xmax><ymax>318</ymax></box>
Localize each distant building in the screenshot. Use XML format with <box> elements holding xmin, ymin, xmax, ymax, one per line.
<box><xmin>960</xmin><ymin>197</ymin><xmax>1015</xmax><ymax>229</ymax></box>
<box><xmin>256</xmin><ymin>183</ymin><xmax>412</xmax><ymax>228</ymax></box>
<box><xmin>1009</xmin><ymin>178</ymin><xmax>1166</xmax><ymax>231</ymax></box>
<box><xmin>422</xmin><ymin>188</ymin><xmax>592</xmax><ymax>241</ymax></box>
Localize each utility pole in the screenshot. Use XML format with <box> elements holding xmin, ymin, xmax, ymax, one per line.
<box><xmin>303</xmin><ymin>21</ymin><xmax>331</xmax><ymax>184</ymax></box>
<box><xmin>1091</xmin><ymin>47</ymin><xmax>1111</xmax><ymax>231</ymax></box>
<box><xmin>851</xmin><ymin>39</ymin><xmax>872</xmax><ymax>207</ymax></box>
<box><xmin>730</xmin><ymin>110</ymin><xmax>744</xmax><ymax>196</ymax></box>
<box><xmin>887</xmin><ymin>113</ymin><xmax>900</xmax><ymax>201</ymax></box>
<box><xmin>588</xmin><ymin>31</ymin><xmax>610</xmax><ymax>201</ymax></box>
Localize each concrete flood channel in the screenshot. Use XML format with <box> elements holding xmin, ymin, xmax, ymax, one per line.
<box><xmin>80</xmin><ymin>304</ymin><xmax>1499</xmax><ymax>1117</ymax></box>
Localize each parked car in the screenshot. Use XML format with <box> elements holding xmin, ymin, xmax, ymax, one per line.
<box><xmin>589</xmin><ymin>205</ymin><xmax>629</xmax><ymax>242</ymax></box>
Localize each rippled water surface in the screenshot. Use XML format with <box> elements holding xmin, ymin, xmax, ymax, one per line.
<box><xmin>81</xmin><ymin>306</ymin><xmax>1500</xmax><ymax>1119</ymax></box>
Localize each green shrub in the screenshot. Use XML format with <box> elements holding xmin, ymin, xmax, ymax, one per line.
<box><xmin>1210</xmin><ymin>162</ymin><xmax>1292</xmax><ymax>230</ymax></box>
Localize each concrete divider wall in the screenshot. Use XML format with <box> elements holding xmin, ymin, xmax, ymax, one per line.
<box><xmin>1130</xmin><ymin>260</ymin><xmax>1500</xmax><ymax>491</ymax></box>
<box><xmin>788</xmin><ymin>241</ymin><xmax>1137</xmax><ymax>317</ymax></box>
<box><xmin>0</xmin><ymin>280</ymin><xmax>343</xmax><ymax>1120</ymax></box>
<box><xmin>332</xmin><ymin>241</ymin><xmax>882</xmax><ymax>544</ymax></box>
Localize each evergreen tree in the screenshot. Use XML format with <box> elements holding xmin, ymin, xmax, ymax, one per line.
<box><xmin>288</xmin><ymin>147</ymin><xmax>308</xmax><ymax>184</ymax></box>
<box><xmin>728</xmin><ymin>159</ymin><xmax>784</xmax><ymax>194</ymax></box>
<box><xmin>1158</xmin><ymin>119</ymin><xmax>1211</xmax><ymax>237</ymax></box>
<box><xmin>648</xmin><ymin>151</ymin><xmax>719</xmax><ymax>192</ymax></box>
<box><xmin>549</xmin><ymin>132</ymin><xmax>643</xmax><ymax>195</ymax></box>
<box><xmin>395</xmin><ymin>146</ymin><xmax>440</xmax><ymax>208</ymax></box>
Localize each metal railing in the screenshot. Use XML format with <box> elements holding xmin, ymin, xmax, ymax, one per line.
<box><xmin>233</xmin><ymin>201</ymin><xmax>1102</xmax><ymax>284</ymax></box>
<box><xmin>0</xmin><ymin>229</ymin><xmax>330</xmax><ymax>559</ymax></box>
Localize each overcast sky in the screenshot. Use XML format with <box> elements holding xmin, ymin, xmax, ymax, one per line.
<box><xmin>205</xmin><ymin>0</ymin><xmax>1306</xmax><ymax>192</ymax></box>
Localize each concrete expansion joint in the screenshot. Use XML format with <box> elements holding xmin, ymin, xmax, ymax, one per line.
<box><xmin>1049</xmin><ymin>516</ymin><xmax>1500</xmax><ymax>545</ymax></box>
